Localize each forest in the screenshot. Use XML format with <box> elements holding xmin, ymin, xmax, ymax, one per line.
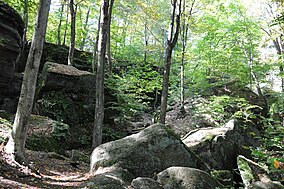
<box><xmin>0</xmin><ymin>0</ymin><xmax>284</xmax><ymax>188</ymax></box>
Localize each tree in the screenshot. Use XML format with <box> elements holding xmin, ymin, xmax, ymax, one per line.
<box><xmin>68</xmin><ymin>0</ymin><xmax>77</xmax><ymax>66</ymax></box>
<box><xmin>180</xmin><ymin>0</ymin><xmax>195</xmax><ymax>113</ymax></box>
<box><xmin>5</xmin><ymin>0</ymin><xmax>51</xmax><ymax>163</ymax></box>
<box><xmin>159</xmin><ymin>0</ymin><xmax>182</xmax><ymax>124</ymax></box>
<box><xmin>106</xmin><ymin>0</ymin><xmax>114</xmax><ymax>73</ymax></box>
<box><xmin>80</xmin><ymin>6</ymin><xmax>91</xmax><ymax>50</ymax></box>
<box><xmin>92</xmin><ymin>0</ymin><xmax>113</xmax><ymax>148</ymax></box>
<box><xmin>56</xmin><ymin>1</ymin><xmax>65</xmax><ymax>45</ymax></box>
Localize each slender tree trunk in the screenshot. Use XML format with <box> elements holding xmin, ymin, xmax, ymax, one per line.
<box><xmin>180</xmin><ymin>0</ymin><xmax>186</xmax><ymax>114</ymax></box>
<box><xmin>63</xmin><ymin>4</ymin><xmax>69</xmax><ymax>46</ymax></box>
<box><xmin>68</xmin><ymin>0</ymin><xmax>76</xmax><ymax>66</ymax></box>
<box><xmin>159</xmin><ymin>0</ymin><xmax>181</xmax><ymax>124</ymax></box>
<box><xmin>57</xmin><ymin>3</ymin><xmax>64</xmax><ymax>45</ymax></box>
<box><xmin>273</xmin><ymin>37</ymin><xmax>284</xmax><ymax>92</ymax></box>
<box><xmin>92</xmin><ymin>13</ymin><xmax>101</xmax><ymax>74</ymax></box>
<box><xmin>180</xmin><ymin>0</ymin><xmax>195</xmax><ymax>113</ymax></box>
<box><xmin>22</xmin><ymin>0</ymin><xmax>28</xmax><ymax>51</ymax></box>
<box><xmin>92</xmin><ymin>0</ymin><xmax>110</xmax><ymax>149</ymax></box>
<box><xmin>107</xmin><ymin>0</ymin><xmax>114</xmax><ymax>74</ymax></box>
<box><xmin>80</xmin><ymin>7</ymin><xmax>90</xmax><ymax>50</ymax></box>
<box><xmin>5</xmin><ymin>0</ymin><xmax>51</xmax><ymax>163</ymax></box>
<box><xmin>144</xmin><ymin>19</ymin><xmax>148</xmax><ymax>63</ymax></box>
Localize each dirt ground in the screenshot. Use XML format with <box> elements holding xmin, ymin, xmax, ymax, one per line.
<box><xmin>0</xmin><ymin>148</ymin><xmax>91</xmax><ymax>188</ymax></box>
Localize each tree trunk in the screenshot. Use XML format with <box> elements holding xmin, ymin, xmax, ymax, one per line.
<box><xmin>107</xmin><ymin>0</ymin><xmax>114</xmax><ymax>74</ymax></box>
<box><xmin>144</xmin><ymin>19</ymin><xmax>148</xmax><ymax>63</ymax></box>
<box><xmin>80</xmin><ymin>7</ymin><xmax>90</xmax><ymax>50</ymax></box>
<box><xmin>68</xmin><ymin>0</ymin><xmax>76</xmax><ymax>66</ymax></box>
<box><xmin>22</xmin><ymin>0</ymin><xmax>28</xmax><ymax>51</ymax></box>
<box><xmin>180</xmin><ymin>0</ymin><xmax>195</xmax><ymax>114</ymax></box>
<box><xmin>273</xmin><ymin>37</ymin><xmax>284</xmax><ymax>92</ymax></box>
<box><xmin>92</xmin><ymin>13</ymin><xmax>101</xmax><ymax>74</ymax></box>
<box><xmin>92</xmin><ymin>0</ymin><xmax>110</xmax><ymax>149</ymax></box>
<box><xmin>63</xmin><ymin>4</ymin><xmax>69</xmax><ymax>46</ymax></box>
<box><xmin>57</xmin><ymin>3</ymin><xmax>64</xmax><ymax>45</ymax></box>
<box><xmin>5</xmin><ymin>0</ymin><xmax>51</xmax><ymax>163</ymax></box>
<box><xmin>159</xmin><ymin>0</ymin><xmax>181</xmax><ymax>124</ymax></box>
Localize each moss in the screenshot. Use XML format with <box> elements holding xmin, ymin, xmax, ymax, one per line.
<box><xmin>164</xmin><ymin>125</ymin><xmax>180</xmax><ymax>140</ymax></box>
<box><xmin>26</xmin><ymin>134</ymin><xmax>67</xmax><ymax>153</ymax></box>
<box><xmin>204</xmin><ymin>134</ymin><xmax>215</xmax><ymax>142</ymax></box>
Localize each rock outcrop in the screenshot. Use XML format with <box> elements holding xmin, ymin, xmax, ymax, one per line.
<box><xmin>90</xmin><ymin>124</ymin><xmax>207</xmax><ymax>178</ymax></box>
<box><xmin>157</xmin><ymin>167</ymin><xmax>222</xmax><ymax>189</ymax></box>
<box><xmin>131</xmin><ymin>177</ymin><xmax>163</xmax><ymax>189</ymax></box>
<box><xmin>182</xmin><ymin>119</ymin><xmax>261</xmax><ymax>170</ymax></box>
<box><xmin>36</xmin><ymin>62</ymin><xmax>96</xmax><ymax>126</ymax></box>
<box><xmin>18</xmin><ymin>42</ymin><xmax>93</xmax><ymax>73</ymax></box>
<box><xmin>0</xmin><ymin>2</ymin><xmax>24</xmax><ymax>112</ymax></box>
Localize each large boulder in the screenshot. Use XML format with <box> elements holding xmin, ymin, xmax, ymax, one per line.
<box><xmin>80</xmin><ymin>168</ymin><xmax>134</xmax><ymax>189</ymax></box>
<box><xmin>182</xmin><ymin>119</ymin><xmax>261</xmax><ymax>170</ymax></box>
<box><xmin>18</xmin><ymin>42</ymin><xmax>93</xmax><ymax>73</ymax></box>
<box><xmin>156</xmin><ymin>167</ymin><xmax>222</xmax><ymax>189</ymax></box>
<box><xmin>131</xmin><ymin>177</ymin><xmax>163</xmax><ymax>189</ymax></box>
<box><xmin>36</xmin><ymin>62</ymin><xmax>96</xmax><ymax>125</ymax></box>
<box><xmin>36</xmin><ymin>62</ymin><xmax>117</xmax><ymax>126</ymax></box>
<box><xmin>0</xmin><ymin>2</ymin><xmax>24</xmax><ymax>111</ymax></box>
<box><xmin>90</xmin><ymin>124</ymin><xmax>207</xmax><ymax>178</ymax></box>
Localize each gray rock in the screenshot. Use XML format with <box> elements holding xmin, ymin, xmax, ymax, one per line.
<box><xmin>157</xmin><ymin>166</ymin><xmax>222</xmax><ymax>189</ymax></box>
<box><xmin>182</xmin><ymin>119</ymin><xmax>260</xmax><ymax>170</ymax></box>
<box><xmin>131</xmin><ymin>177</ymin><xmax>163</xmax><ymax>189</ymax></box>
<box><xmin>248</xmin><ymin>181</ymin><xmax>284</xmax><ymax>189</ymax></box>
<box><xmin>0</xmin><ymin>2</ymin><xmax>24</xmax><ymax>90</ymax></box>
<box><xmin>0</xmin><ymin>2</ymin><xmax>24</xmax><ymax>112</ymax></box>
<box><xmin>90</xmin><ymin>124</ymin><xmax>206</xmax><ymax>178</ymax></box>
<box><xmin>80</xmin><ymin>168</ymin><xmax>134</xmax><ymax>189</ymax></box>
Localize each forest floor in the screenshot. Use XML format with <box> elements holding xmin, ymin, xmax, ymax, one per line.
<box><xmin>0</xmin><ymin>147</ymin><xmax>91</xmax><ymax>188</ymax></box>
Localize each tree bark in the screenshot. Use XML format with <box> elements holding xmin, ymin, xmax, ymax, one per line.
<box><xmin>22</xmin><ymin>0</ymin><xmax>28</xmax><ymax>51</ymax></box>
<box><xmin>92</xmin><ymin>0</ymin><xmax>110</xmax><ymax>149</ymax></box>
<box><xmin>68</xmin><ymin>0</ymin><xmax>76</xmax><ymax>66</ymax></box>
<box><xmin>159</xmin><ymin>0</ymin><xmax>181</xmax><ymax>124</ymax></box>
<box><xmin>63</xmin><ymin>4</ymin><xmax>69</xmax><ymax>46</ymax></box>
<box><xmin>57</xmin><ymin>3</ymin><xmax>65</xmax><ymax>45</ymax></box>
<box><xmin>80</xmin><ymin>6</ymin><xmax>90</xmax><ymax>50</ymax></box>
<box><xmin>92</xmin><ymin>13</ymin><xmax>101</xmax><ymax>74</ymax></box>
<box><xmin>5</xmin><ymin>0</ymin><xmax>51</xmax><ymax>163</ymax></box>
<box><xmin>106</xmin><ymin>0</ymin><xmax>114</xmax><ymax>74</ymax></box>
<box><xmin>180</xmin><ymin>0</ymin><xmax>195</xmax><ymax>113</ymax></box>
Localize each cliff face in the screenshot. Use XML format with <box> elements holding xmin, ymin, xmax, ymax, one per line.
<box><xmin>0</xmin><ymin>2</ymin><xmax>24</xmax><ymax>112</ymax></box>
<box><xmin>0</xmin><ymin>2</ymin><xmax>24</xmax><ymax>90</ymax></box>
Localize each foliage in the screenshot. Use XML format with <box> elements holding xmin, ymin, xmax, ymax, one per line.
<box><xmin>251</xmin><ymin>121</ymin><xmax>284</xmax><ymax>181</ymax></box>
<box><xmin>194</xmin><ymin>95</ymin><xmax>259</xmax><ymax>126</ymax></box>
<box><xmin>102</xmin><ymin>127</ymin><xmax>124</xmax><ymax>143</ymax></box>
<box><xmin>106</xmin><ymin>63</ymin><xmax>162</xmax><ymax>117</ymax></box>
<box><xmin>36</xmin><ymin>90</ymin><xmax>94</xmax><ymax>125</ymax></box>
<box><xmin>250</xmin><ymin>92</ymin><xmax>284</xmax><ymax>182</ymax></box>
<box><xmin>51</xmin><ymin>121</ymin><xmax>70</xmax><ymax>140</ymax></box>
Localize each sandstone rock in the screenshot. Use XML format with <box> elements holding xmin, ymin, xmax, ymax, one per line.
<box><xmin>156</xmin><ymin>166</ymin><xmax>222</xmax><ymax>189</ymax></box>
<box><xmin>248</xmin><ymin>181</ymin><xmax>284</xmax><ymax>189</ymax></box>
<box><xmin>0</xmin><ymin>2</ymin><xmax>24</xmax><ymax>90</ymax></box>
<box><xmin>90</xmin><ymin>124</ymin><xmax>206</xmax><ymax>178</ymax></box>
<box><xmin>131</xmin><ymin>177</ymin><xmax>163</xmax><ymax>189</ymax></box>
<box><xmin>182</xmin><ymin>119</ymin><xmax>260</xmax><ymax>170</ymax></box>
<box><xmin>80</xmin><ymin>169</ymin><xmax>133</xmax><ymax>189</ymax></box>
<box><xmin>0</xmin><ymin>2</ymin><xmax>24</xmax><ymax>112</ymax></box>
<box><xmin>36</xmin><ymin>62</ymin><xmax>117</xmax><ymax>126</ymax></box>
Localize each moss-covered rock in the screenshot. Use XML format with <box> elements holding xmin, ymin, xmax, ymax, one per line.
<box><xmin>90</xmin><ymin>124</ymin><xmax>207</xmax><ymax>177</ymax></box>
